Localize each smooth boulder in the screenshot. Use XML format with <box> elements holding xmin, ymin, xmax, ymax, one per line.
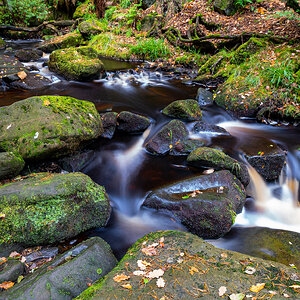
<box><xmin>0</xmin><ymin>152</ymin><xmax>25</xmax><ymax>180</ymax></box>
<box><xmin>0</xmin><ymin>260</ymin><xmax>25</xmax><ymax>283</ymax></box>
<box><xmin>1</xmin><ymin>237</ymin><xmax>117</xmax><ymax>300</ymax></box>
<box><xmin>162</xmin><ymin>99</ymin><xmax>202</xmax><ymax>121</ymax></box>
<box><xmin>196</xmin><ymin>87</ymin><xmax>214</xmax><ymax>106</ymax></box>
<box><xmin>187</xmin><ymin>147</ymin><xmax>250</xmax><ymax>186</ymax></box>
<box><xmin>77</xmin><ymin>231</ymin><xmax>300</xmax><ymax>299</ymax></box>
<box><xmin>143</xmin><ymin>170</ymin><xmax>246</xmax><ymax>238</ymax></box>
<box><xmin>0</xmin><ymin>95</ymin><xmax>103</xmax><ymax>160</ymax></box>
<box><xmin>117</xmin><ymin>111</ymin><xmax>151</xmax><ymax>134</ymax></box>
<box><xmin>100</xmin><ymin>112</ymin><xmax>118</xmax><ymax>139</ymax></box>
<box><xmin>0</xmin><ymin>172</ymin><xmax>111</xmax><ymax>245</ymax></box>
<box><xmin>48</xmin><ymin>47</ymin><xmax>104</xmax><ymax>81</ymax></box>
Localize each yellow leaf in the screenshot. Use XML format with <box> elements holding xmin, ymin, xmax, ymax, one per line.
<box><xmin>43</xmin><ymin>100</ymin><xmax>50</xmax><ymax>106</ymax></box>
<box><xmin>250</xmin><ymin>283</ymin><xmax>265</xmax><ymax>293</ymax></box>
<box><xmin>113</xmin><ymin>274</ymin><xmax>130</xmax><ymax>282</ymax></box>
<box><xmin>121</xmin><ymin>283</ymin><xmax>132</xmax><ymax>289</ymax></box>
<box><xmin>189</xmin><ymin>266</ymin><xmax>199</xmax><ymax>275</ymax></box>
<box><xmin>289</xmin><ymin>285</ymin><xmax>300</xmax><ymax>290</ymax></box>
<box><xmin>0</xmin><ymin>281</ymin><xmax>14</xmax><ymax>289</ymax></box>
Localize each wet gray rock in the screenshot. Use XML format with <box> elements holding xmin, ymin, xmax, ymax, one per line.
<box><xmin>15</xmin><ymin>49</ymin><xmax>43</xmax><ymax>62</ymax></box>
<box><xmin>145</xmin><ymin>120</ymin><xmax>189</xmax><ymax>155</ymax></box>
<box><xmin>1</xmin><ymin>237</ymin><xmax>117</xmax><ymax>300</ymax></box>
<box><xmin>0</xmin><ymin>55</ymin><xmax>26</xmax><ymax>82</ymax></box>
<box><xmin>24</xmin><ymin>247</ymin><xmax>59</xmax><ymax>263</ymax></box>
<box><xmin>0</xmin><ymin>260</ymin><xmax>25</xmax><ymax>283</ymax></box>
<box><xmin>143</xmin><ymin>170</ymin><xmax>246</xmax><ymax>238</ymax></box>
<box><xmin>100</xmin><ymin>112</ymin><xmax>118</xmax><ymax>139</ymax></box>
<box><xmin>0</xmin><ymin>152</ymin><xmax>25</xmax><ymax>180</ymax></box>
<box><xmin>196</xmin><ymin>87</ymin><xmax>214</xmax><ymax>106</ymax></box>
<box><xmin>7</xmin><ymin>73</ymin><xmax>52</xmax><ymax>90</ymax></box>
<box><xmin>117</xmin><ymin>111</ymin><xmax>151</xmax><ymax>134</ymax></box>
<box><xmin>58</xmin><ymin>150</ymin><xmax>95</xmax><ymax>172</ymax></box>
<box><xmin>193</xmin><ymin>121</ymin><xmax>229</xmax><ymax>134</ymax></box>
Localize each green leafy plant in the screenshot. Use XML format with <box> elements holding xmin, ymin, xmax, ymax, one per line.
<box><xmin>234</xmin><ymin>0</ymin><xmax>253</xmax><ymax>9</ymax></box>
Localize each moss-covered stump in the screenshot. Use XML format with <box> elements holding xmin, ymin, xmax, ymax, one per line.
<box><xmin>77</xmin><ymin>231</ymin><xmax>300</xmax><ymax>300</ymax></box>
<box><xmin>145</xmin><ymin>120</ymin><xmax>189</xmax><ymax>155</ymax></box>
<box><xmin>187</xmin><ymin>147</ymin><xmax>249</xmax><ymax>186</ymax></box>
<box><xmin>0</xmin><ymin>95</ymin><xmax>103</xmax><ymax>160</ymax></box>
<box><xmin>0</xmin><ymin>172</ymin><xmax>111</xmax><ymax>246</ymax></box>
<box><xmin>162</xmin><ymin>99</ymin><xmax>202</xmax><ymax>121</ymax></box>
<box><xmin>117</xmin><ymin>111</ymin><xmax>151</xmax><ymax>134</ymax></box>
<box><xmin>39</xmin><ymin>32</ymin><xmax>85</xmax><ymax>53</ymax></box>
<box><xmin>143</xmin><ymin>170</ymin><xmax>245</xmax><ymax>238</ymax></box>
<box><xmin>78</xmin><ymin>20</ymin><xmax>104</xmax><ymax>40</ymax></box>
<box><xmin>2</xmin><ymin>237</ymin><xmax>117</xmax><ymax>300</ymax></box>
<box><xmin>48</xmin><ymin>47</ymin><xmax>104</xmax><ymax>81</ymax></box>
<box><xmin>222</xmin><ymin>227</ymin><xmax>300</xmax><ymax>269</ymax></box>
<box><xmin>240</xmin><ymin>137</ymin><xmax>286</xmax><ymax>180</ymax></box>
<box><xmin>0</xmin><ymin>152</ymin><xmax>25</xmax><ymax>180</ymax></box>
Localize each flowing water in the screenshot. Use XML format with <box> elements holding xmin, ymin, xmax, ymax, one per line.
<box><xmin>1</xmin><ymin>40</ymin><xmax>300</xmax><ymax>258</ymax></box>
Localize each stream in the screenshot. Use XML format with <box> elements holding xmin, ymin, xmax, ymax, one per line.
<box><xmin>1</xmin><ymin>40</ymin><xmax>299</xmax><ymax>259</ymax></box>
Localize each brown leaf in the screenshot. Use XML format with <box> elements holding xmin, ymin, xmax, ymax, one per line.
<box><xmin>113</xmin><ymin>274</ymin><xmax>130</xmax><ymax>282</ymax></box>
<box><xmin>17</xmin><ymin>71</ymin><xmax>27</xmax><ymax>80</ymax></box>
<box><xmin>0</xmin><ymin>281</ymin><xmax>14</xmax><ymax>289</ymax></box>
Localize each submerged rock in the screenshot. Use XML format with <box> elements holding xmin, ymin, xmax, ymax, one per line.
<box><xmin>15</xmin><ymin>49</ymin><xmax>43</xmax><ymax>62</ymax></box>
<box><xmin>145</xmin><ymin>120</ymin><xmax>189</xmax><ymax>155</ymax></box>
<box><xmin>100</xmin><ymin>112</ymin><xmax>118</xmax><ymax>139</ymax></box>
<box><xmin>117</xmin><ymin>111</ymin><xmax>151</xmax><ymax>134</ymax></box>
<box><xmin>2</xmin><ymin>237</ymin><xmax>117</xmax><ymax>300</ymax></box>
<box><xmin>0</xmin><ymin>95</ymin><xmax>103</xmax><ymax>160</ymax></box>
<box><xmin>196</xmin><ymin>87</ymin><xmax>214</xmax><ymax>106</ymax></box>
<box><xmin>0</xmin><ymin>152</ymin><xmax>25</xmax><ymax>180</ymax></box>
<box><xmin>39</xmin><ymin>32</ymin><xmax>84</xmax><ymax>53</ymax></box>
<box><xmin>77</xmin><ymin>231</ymin><xmax>300</xmax><ymax>299</ymax></box>
<box><xmin>162</xmin><ymin>99</ymin><xmax>202</xmax><ymax>121</ymax></box>
<box><xmin>143</xmin><ymin>170</ymin><xmax>245</xmax><ymax>238</ymax></box>
<box><xmin>187</xmin><ymin>147</ymin><xmax>249</xmax><ymax>186</ymax></box>
<box><xmin>0</xmin><ymin>172</ymin><xmax>111</xmax><ymax>246</ymax></box>
<box><xmin>48</xmin><ymin>47</ymin><xmax>104</xmax><ymax>81</ymax></box>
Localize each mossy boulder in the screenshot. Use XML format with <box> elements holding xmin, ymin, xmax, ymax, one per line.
<box><xmin>39</xmin><ymin>32</ymin><xmax>85</xmax><ymax>53</ymax></box>
<box><xmin>187</xmin><ymin>147</ymin><xmax>250</xmax><ymax>186</ymax></box>
<box><xmin>117</xmin><ymin>111</ymin><xmax>151</xmax><ymax>134</ymax></box>
<box><xmin>73</xmin><ymin>0</ymin><xmax>95</xmax><ymax>19</ymax></box>
<box><xmin>100</xmin><ymin>112</ymin><xmax>118</xmax><ymax>139</ymax></box>
<box><xmin>77</xmin><ymin>231</ymin><xmax>300</xmax><ymax>300</ymax></box>
<box><xmin>78</xmin><ymin>20</ymin><xmax>104</xmax><ymax>39</ymax></box>
<box><xmin>0</xmin><ymin>259</ymin><xmax>25</xmax><ymax>284</ymax></box>
<box><xmin>2</xmin><ymin>237</ymin><xmax>117</xmax><ymax>300</ymax></box>
<box><xmin>145</xmin><ymin>120</ymin><xmax>189</xmax><ymax>155</ymax></box>
<box><xmin>6</xmin><ymin>72</ymin><xmax>52</xmax><ymax>90</ymax></box>
<box><xmin>0</xmin><ymin>95</ymin><xmax>103</xmax><ymax>160</ymax></box>
<box><xmin>162</xmin><ymin>99</ymin><xmax>202</xmax><ymax>121</ymax></box>
<box><xmin>169</xmin><ymin>139</ymin><xmax>206</xmax><ymax>156</ymax></box>
<box><xmin>48</xmin><ymin>46</ymin><xmax>104</xmax><ymax>81</ymax></box>
<box><xmin>143</xmin><ymin>170</ymin><xmax>246</xmax><ymax>238</ymax></box>
<box><xmin>0</xmin><ymin>172</ymin><xmax>111</xmax><ymax>246</ymax></box>
<box><xmin>213</xmin><ymin>0</ymin><xmax>236</xmax><ymax>16</ymax></box>
<box><xmin>0</xmin><ymin>152</ymin><xmax>25</xmax><ymax>180</ymax></box>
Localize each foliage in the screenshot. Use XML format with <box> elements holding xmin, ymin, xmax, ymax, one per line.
<box><xmin>130</xmin><ymin>38</ymin><xmax>171</xmax><ymax>61</ymax></box>
<box><xmin>267</xmin><ymin>10</ymin><xmax>300</xmax><ymax>22</ymax></box>
<box><xmin>120</xmin><ymin>0</ymin><xmax>132</xmax><ymax>9</ymax></box>
<box><xmin>234</xmin><ymin>0</ymin><xmax>253</xmax><ymax>9</ymax></box>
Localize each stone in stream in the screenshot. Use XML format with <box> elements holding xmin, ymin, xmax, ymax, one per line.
<box><xmin>0</xmin><ymin>55</ymin><xmax>26</xmax><ymax>82</ymax></box>
<box><xmin>58</xmin><ymin>150</ymin><xmax>95</xmax><ymax>172</ymax></box>
<box><xmin>196</xmin><ymin>87</ymin><xmax>214</xmax><ymax>106</ymax></box>
<box><xmin>193</xmin><ymin>121</ymin><xmax>229</xmax><ymax>135</ymax></box>
<box><xmin>48</xmin><ymin>47</ymin><xmax>104</xmax><ymax>81</ymax></box>
<box><xmin>169</xmin><ymin>139</ymin><xmax>206</xmax><ymax>156</ymax></box>
<box><xmin>240</xmin><ymin>137</ymin><xmax>286</xmax><ymax>181</ymax></box>
<box><xmin>145</xmin><ymin>119</ymin><xmax>189</xmax><ymax>155</ymax></box>
<box><xmin>0</xmin><ymin>95</ymin><xmax>103</xmax><ymax>160</ymax></box>
<box><xmin>7</xmin><ymin>72</ymin><xmax>52</xmax><ymax>90</ymax></box>
<box><xmin>15</xmin><ymin>49</ymin><xmax>43</xmax><ymax>62</ymax></box>
<box><xmin>38</xmin><ymin>32</ymin><xmax>85</xmax><ymax>53</ymax></box>
<box><xmin>100</xmin><ymin>112</ymin><xmax>118</xmax><ymax>139</ymax></box>
<box><xmin>187</xmin><ymin>147</ymin><xmax>250</xmax><ymax>186</ymax></box>
<box><xmin>0</xmin><ymin>152</ymin><xmax>25</xmax><ymax>180</ymax></box>
<box><xmin>1</xmin><ymin>237</ymin><xmax>117</xmax><ymax>300</ymax></box>
<box><xmin>76</xmin><ymin>230</ymin><xmax>300</xmax><ymax>300</ymax></box>
<box><xmin>162</xmin><ymin>99</ymin><xmax>202</xmax><ymax>121</ymax></box>
<box><xmin>0</xmin><ymin>172</ymin><xmax>111</xmax><ymax>246</ymax></box>
<box><xmin>117</xmin><ymin>111</ymin><xmax>151</xmax><ymax>134</ymax></box>
<box><xmin>143</xmin><ymin>170</ymin><xmax>246</xmax><ymax>239</ymax></box>
<box><xmin>0</xmin><ymin>260</ymin><xmax>25</xmax><ymax>284</ymax></box>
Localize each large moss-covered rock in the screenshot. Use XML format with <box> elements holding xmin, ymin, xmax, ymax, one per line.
<box><xmin>2</xmin><ymin>237</ymin><xmax>117</xmax><ymax>300</ymax></box>
<box><xmin>48</xmin><ymin>47</ymin><xmax>104</xmax><ymax>81</ymax></box>
<box><xmin>213</xmin><ymin>0</ymin><xmax>236</xmax><ymax>16</ymax></box>
<box><xmin>145</xmin><ymin>120</ymin><xmax>189</xmax><ymax>155</ymax></box>
<box><xmin>78</xmin><ymin>20</ymin><xmax>104</xmax><ymax>39</ymax></box>
<box><xmin>143</xmin><ymin>170</ymin><xmax>245</xmax><ymax>238</ymax></box>
<box><xmin>162</xmin><ymin>99</ymin><xmax>202</xmax><ymax>121</ymax></box>
<box><xmin>187</xmin><ymin>147</ymin><xmax>250</xmax><ymax>186</ymax></box>
<box><xmin>77</xmin><ymin>231</ymin><xmax>300</xmax><ymax>300</ymax></box>
<box><xmin>0</xmin><ymin>172</ymin><xmax>111</xmax><ymax>246</ymax></box>
<box><xmin>39</xmin><ymin>32</ymin><xmax>84</xmax><ymax>53</ymax></box>
<box><xmin>0</xmin><ymin>96</ymin><xmax>102</xmax><ymax>160</ymax></box>
<box><xmin>0</xmin><ymin>152</ymin><xmax>25</xmax><ymax>180</ymax></box>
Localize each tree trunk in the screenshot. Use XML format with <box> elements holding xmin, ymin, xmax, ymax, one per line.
<box><xmin>94</xmin><ymin>0</ymin><xmax>106</xmax><ymax>19</ymax></box>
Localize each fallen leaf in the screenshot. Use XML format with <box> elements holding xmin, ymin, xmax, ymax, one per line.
<box><xmin>17</xmin><ymin>275</ymin><xmax>24</xmax><ymax>283</ymax></box>
<box><xmin>43</xmin><ymin>99</ymin><xmax>50</xmax><ymax>106</ymax></box>
<box><xmin>121</xmin><ymin>283</ymin><xmax>132</xmax><ymax>289</ymax></box>
<box><xmin>221</xmin><ymin>253</ymin><xmax>228</xmax><ymax>258</ymax></box>
<box><xmin>146</xmin><ymin>269</ymin><xmax>164</xmax><ymax>279</ymax></box>
<box><xmin>113</xmin><ymin>274</ymin><xmax>130</xmax><ymax>282</ymax></box>
<box><xmin>156</xmin><ymin>277</ymin><xmax>165</xmax><ymax>288</ymax></box>
<box><xmin>141</xmin><ymin>246</ymin><xmax>158</xmax><ymax>256</ymax></box>
<box><xmin>250</xmin><ymin>283</ymin><xmax>265</xmax><ymax>293</ymax></box>
<box><xmin>87</xmin><ymin>282</ymin><xmax>92</xmax><ymax>287</ymax></box>
<box><xmin>0</xmin><ymin>257</ymin><xmax>7</xmax><ymax>265</ymax></box>
<box><xmin>229</xmin><ymin>293</ymin><xmax>245</xmax><ymax>300</ymax></box>
<box><xmin>17</xmin><ymin>71</ymin><xmax>27</xmax><ymax>80</ymax></box>
<box><xmin>0</xmin><ymin>281</ymin><xmax>14</xmax><ymax>290</ymax></box>
<box><xmin>133</xmin><ymin>270</ymin><xmax>145</xmax><ymax>276</ymax></box>
<box><xmin>245</xmin><ymin>266</ymin><xmax>256</xmax><ymax>275</ymax></box>
<box><xmin>283</xmin><ymin>293</ymin><xmax>290</xmax><ymax>298</ymax></box>
<box><xmin>219</xmin><ymin>286</ymin><xmax>227</xmax><ymax>296</ymax></box>
<box><xmin>289</xmin><ymin>285</ymin><xmax>300</xmax><ymax>290</ymax></box>
<box><xmin>189</xmin><ymin>266</ymin><xmax>199</xmax><ymax>275</ymax></box>
<box><xmin>137</xmin><ymin>260</ymin><xmax>151</xmax><ymax>270</ymax></box>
